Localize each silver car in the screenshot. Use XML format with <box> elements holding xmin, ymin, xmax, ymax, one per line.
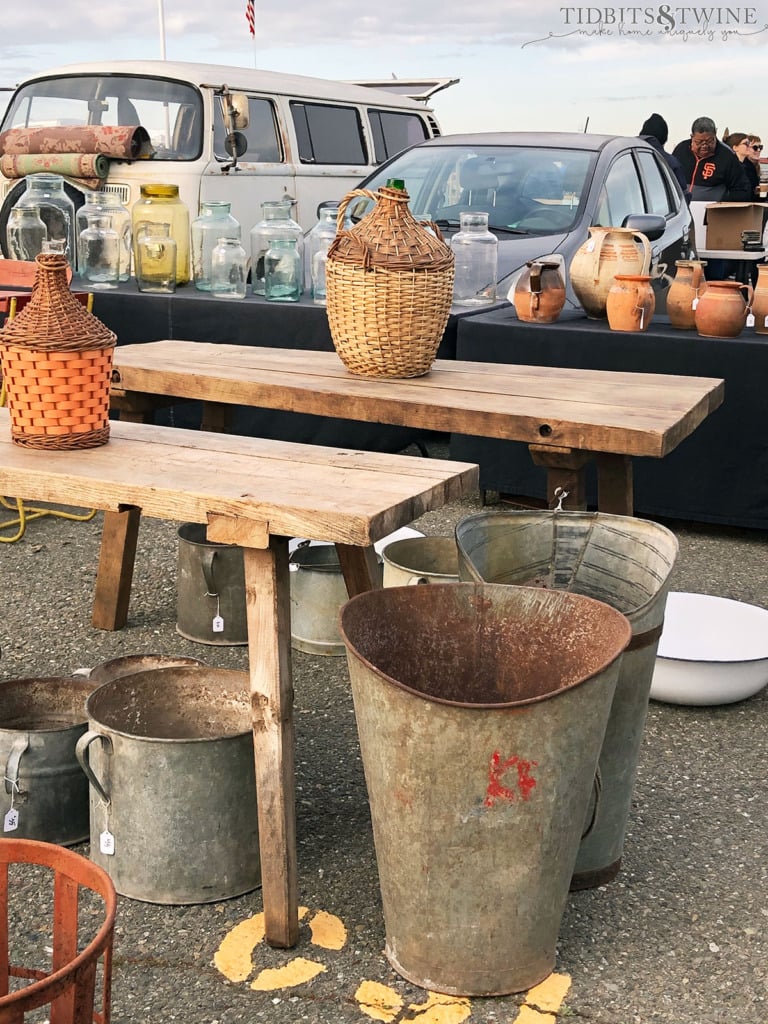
<box><xmin>349</xmin><ymin>132</ymin><xmax>695</xmax><ymax>312</ymax></box>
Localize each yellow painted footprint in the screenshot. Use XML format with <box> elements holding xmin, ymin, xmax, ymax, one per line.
<box><xmin>213</xmin><ymin>905</ymin><xmax>347</xmax><ymax>991</ymax></box>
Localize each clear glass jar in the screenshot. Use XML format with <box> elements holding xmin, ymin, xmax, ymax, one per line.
<box><xmin>210</xmin><ymin>236</ymin><xmax>247</xmax><ymax>299</ymax></box>
<box><xmin>135</xmin><ymin>223</ymin><xmax>177</xmax><ymax>293</ymax></box>
<box><xmin>78</xmin><ymin>213</ymin><xmax>119</xmax><ymax>289</ymax></box>
<box><xmin>191</xmin><ymin>201</ymin><xmax>241</xmax><ymax>291</ymax></box>
<box><xmin>249</xmin><ymin>200</ymin><xmax>304</xmax><ymax>296</ymax></box>
<box><xmin>307</xmin><ymin>206</ymin><xmax>337</xmax><ymax>304</ymax></box>
<box><xmin>77</xmin><ymin>191</ymin><xmax>133</xmax><ymax>282</ymax></box>
<box><xmin>450</xmin><ymin>212</ymin><xmax>498</xmax><ymax>306</ymax></box>
<box><xmin>6</xmin><ymin>206</ymin><xmax>47</xmax><ymax>261</ymax></box>
<box><xmin>264</xmin><ymin>237</ymin><xmax>302</xmax><ymax>302</ymax></box>
<box><xmin>131</xmin><ymin>183</ymin><xmax>190</xmax><ymax>285</ymax></box>
<box><xmin>13</xmin><ymin>173</ymin><xmax>76</xmax><ymax>268</ymax></box>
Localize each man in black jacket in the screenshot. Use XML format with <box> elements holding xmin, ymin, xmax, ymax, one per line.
<box><xmin>639</xmin><ymin>113</ymin><xmax>690</xmax><ymax>199</ymax></box>
<box><xmin>672</xmin><ymin>116</ymin><xmax>751</xmax><ymax>201</ymax></box>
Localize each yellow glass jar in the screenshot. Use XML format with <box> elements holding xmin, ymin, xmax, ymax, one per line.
<box><xmin>131</xmin><ymin>183</ymin><xmax>190</xmax><ymax>285</ymax></box>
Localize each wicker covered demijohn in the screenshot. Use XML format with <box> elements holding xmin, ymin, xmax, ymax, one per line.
<box><xmin>326</xmin><ymin>185</ymin><xmax>454</xmax><ymax>378</ymax></box>
<box><xmin>0</xmin><ymin>252</ymin><xmax>116</xmax><ymax>449</ymax></box>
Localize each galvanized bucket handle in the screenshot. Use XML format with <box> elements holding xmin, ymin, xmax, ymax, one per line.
<box><xmin>4</xmin><ymin>734</ymin><xmax>29</xmax><ymax>795</ymax></box>
<box><xmin>75</xmin><ymin>730</ymin><xmax>113</xmax><ymax>805</ymax></box>
<box><xmin>581</xmin><ymin>766</ymin><xmax>603</xmax><ymax>840</ymax></box>
<box><xmin>200</xmin><ymin>547</ymin><xmax>221</xmax><ymax>598</ymax></box>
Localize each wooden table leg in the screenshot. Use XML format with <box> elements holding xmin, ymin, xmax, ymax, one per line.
<box><xmin>335</xmin><ymin>543</ymin><xmax>382</xmax><ymax>596</ymax></box>
<box><xmin>243</xmin><ymin>537</ymin><xmax>299</xmax><ymax>949</ymax></box>
<box><xmin>595</xmin><ymin>453</ymin><xmax>634</xmax><ymax>516</ymax></box>
<box><xmin>528</xmin><ymin>445</ymin><xmax>591</xmax><ymax>511</ymax></box>
<box><xmin>200</xmin><ymin>401</ymin><xmax>231</xmax><ymax>433</ymax></box>
<box><xmin>91</xmin><ymin>505</ymin><xmax>141</xmax><ymax>630</ymax></box>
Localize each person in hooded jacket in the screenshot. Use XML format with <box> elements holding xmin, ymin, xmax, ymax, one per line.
<box><xmin>639</xmin><ymin>113</ymin><xmax>690</xmax><ymax>199</ymax></box>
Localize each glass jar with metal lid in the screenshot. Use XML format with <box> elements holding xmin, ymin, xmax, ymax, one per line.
<box><xmin>131</xmin><ymin>183</ymin><xmax>190</xmax><ymax>285</ymax></box>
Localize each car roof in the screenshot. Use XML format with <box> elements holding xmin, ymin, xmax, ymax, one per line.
<box><xmin>416</xmin><ymin>132</ymin><xmax>644</xmax><ymax>151</ymax></box>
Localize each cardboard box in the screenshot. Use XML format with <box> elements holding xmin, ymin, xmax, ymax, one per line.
<box><xmin>704</xmin><ymin>202</ymin><xmax>767</xmax><ymax>250</ymax></box>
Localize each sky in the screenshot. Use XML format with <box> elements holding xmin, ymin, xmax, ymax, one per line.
<box><xmin>2</xmin><ymin>1</ymin><xmax>768</xmax><ymax>148</ymax></box>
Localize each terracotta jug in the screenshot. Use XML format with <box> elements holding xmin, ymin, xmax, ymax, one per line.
<box><xmin>569</xmin><ymin>226</ymin><xmax>652</xmax><ymax>319</ymax></box>
<box><xmin>750</xmin><ymin>263</ymin><xmax>768</xmax><ymax>335</ymax></box>
<box><xmin>513</xmin><ymin>260</ymin><xmax>566</xmax><ymax>323</ymax></box>
<box><xmin>694</xmin><ymin>280</ymin><xmax>751</xmax><ymax>339</ymax></box>
<box><xmin>606</xmin><ymin>274</ymin><xmax>655</xmax><ymax>333</ymax></box>
<box><xmin>667</xmin><ymin>260</ymin><xmax>708</xmax><ymax>330</ymax></box>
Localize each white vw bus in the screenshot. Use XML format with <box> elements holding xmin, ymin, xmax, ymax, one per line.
<box><xmin>0</xmin><ymin>60</ymin><xmax>455</xmax><ymax>248</ymax></box>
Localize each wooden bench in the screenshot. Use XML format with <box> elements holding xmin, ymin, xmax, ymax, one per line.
<box><xmin>111</xmin><ymin>340</ymin><xmax>725</xmax><ymax>515</ymax></box>
<box><xmin>0</xmin><ymin>408</ymin><xmax>477</xmax><ymax>948</ymax></box>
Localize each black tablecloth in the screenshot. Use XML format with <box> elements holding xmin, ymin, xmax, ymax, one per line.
<box><xmin>92</xmin><ymin>283</ymin><xmax>473</xmax><ymax>451</ymax></box>
<box><xmin>451</xmin><ymin>308</ymin><xmax>768</xmax><ymax>530</ymax></box>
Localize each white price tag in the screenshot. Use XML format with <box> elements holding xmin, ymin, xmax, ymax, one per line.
<box><xmin>747</xmin><ymin>313</ymin><xmax>756</xmax><ymax>327</ymax></box>
<box><xmin>3</xmin><ymin>808</ymin><xmax>19</xmax><ymax>832</ymax></box>
<box><xmin>100</xmin><ymin>830</ymin><xmax>115</xmax><ymax>855</ymax></box>
<box><xmin>212</xmin><ymin>615</ymin><xmax>225</xmax><ymax>633</ymax></box>
<box><xmin>585</xmin><ymin>240</ymin><xmax>596</xmax><ymax>252</ymax></box>
<box><xmin>691</xmin><ymin>297</ymin><xmax>699</xmax><ymax>310</ymax></box>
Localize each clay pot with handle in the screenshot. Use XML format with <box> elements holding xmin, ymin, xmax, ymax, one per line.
<box><xmin>513</xmin><ymin>260</ymin><xmax>566</xmax><ymax>323</ymax></box>
<box><xmin>694</xmin><ymin>280</ymin><xmax>751</xmax><ymax>339</ymax></box>
<box><xmin>750</xmin><ymin>263</ymin><xmax>768</xmax><ymax>335</ymax></box>
<box><xmin>606</xmin><ymin>274</ymin><xmax>655</xmax><ymax>332</ymax></box>
<box><xmin>570</xmin><ymin>227</ymin><xmax>652</xmax><ymax>319</ymax></box>
<box><xmin>667</xmin><ymin>259</ymin><xmax>708</xmax><ymax>330</ymax></box>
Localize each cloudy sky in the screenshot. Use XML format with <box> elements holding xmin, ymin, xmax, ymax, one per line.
<box><xmin>2</xmin><ymin>1</ymin><xmax>767</xmax><ymax>147</ymax></box>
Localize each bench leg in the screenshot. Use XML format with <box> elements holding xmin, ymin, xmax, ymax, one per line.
<box><xmin>91</xmin><ymin>506</ymin><xmax>141</xmax><ymax>630</ymax></box>
<box><xmin>335</xmin><ymin>543</ymin><xmax>381</xmax><ymax>596</ymax></box>
<box><xmin>243</xmin><ymin>538</ymin><xmax>299</xmax><ymax>949</ymax></box>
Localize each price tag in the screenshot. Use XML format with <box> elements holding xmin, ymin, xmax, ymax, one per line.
<box><xmin>747</xmin><ymin>312</ymin><xmax>756</xmax><ymax>327</ymax></box>
<box><xmin>585</xmin><ymin>240</ymin><xmax>596</xmax><ymax>252</ymax></box>
<box><xmin>691</xmin><ymin>297</ymin><xmax>699</xmax><ymax>310</ymax></box>
<box><xmin>100</xmin><ymin>830</ymin><xmax>115</xmax><ymax>856</ymax></box>
<box><xmin>212</xmin><ymin>615</ymin><xmax>225</xmax><ymax>633</ymax></box>
<box><xmin>3</xmin><ymin>808</ymin><xmax>19</xmax><ymax>832</ymax></box>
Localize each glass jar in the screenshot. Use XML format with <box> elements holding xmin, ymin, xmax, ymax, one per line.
<box><xmin>131</xmin><ymin>183</ymin><xmax>190</xmax><ymax>285</ymax></box>
<box><xmin>77</xmin><ymin>191</ymin><xmax>133</xmax><ymax>282</ymax></box>
<box><xmin>12</xmin><ymin>173</ymin><xmax>76</xmax><ymax>268</ymax></box>
<box><xmin>135</xmin><ymin>223</ymin><xmax>177</xmax><ymax>294</ymax></box>
<box><xmin>210</xmin><ymin>236</ymin><xmax>248</xmax><ymax>299</ymax></box>
<box><xmin>249</xmin><ymin>200</ymin><xmax>304</xmax><ymax>296</ymax></box>
<box><xmin>307</xmin><ymin>206</ymin><xmax>337</xmax><ymax>305</ymax></box>
<box><xmin>450</xmin><ymin>212</ymin><xmax>498</xmax><ymax>306</ymax></box>
<box><xmin>78</xmin><ymin>213</ymin><xmax>119</xmax><ymax>289</ymax></box>
<box><xmin>264</xmin><ymin>237</ymin><xmax>302</xmax><ymax>302</ymax></box>
<box><xmin>6</xmin><ymin>206</ymin><xmax>47</xmax><ymax>261</ymax></box>
<box><xmin>191</xmin><ymin>201</ymin><xmax>241</xmax><ymax>291</ymax></box>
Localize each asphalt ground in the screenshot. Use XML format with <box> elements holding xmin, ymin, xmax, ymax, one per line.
<box><xmin>1</xmin><ymin>453</ymin><xmax>767</xmax><ymax>1024</ymax></box>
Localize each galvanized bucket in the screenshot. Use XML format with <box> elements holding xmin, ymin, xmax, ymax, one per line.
<box><xmin>85</xmin><ymin>654</ymin><xmax>206</xmax><ymax>683</ymax></box>
<box><xmin>455</xmin><ymin>509</ymin><xmax>679</xmax><ymax>889</ymax></box>
<box><xmin>75</xmin><ymin>665</ymin><xmax>259</xmax><ymax>904</ymax></box>
<box><xmin>381</xmin><ymin>535</ymin><xmax>459</xmax><ymax>587</ymax></box>
<box><xmin>0</xmin><ymin>677</ymin><xmax>96</xmax><ymax>846</ymax></box>
<box><xmin>340</xmin><ymin>582</ymin><xmax>631</xmax><ymax>996</ymax></box>
<box><xmin>289</xmin><ymin>543</ymin><xmax>348</xmax><ymax>656</ymax></box>
<box><xmin>176</xmin><ymin>522</ymin><xmax>247</xmax><ymax>646</ymax></box>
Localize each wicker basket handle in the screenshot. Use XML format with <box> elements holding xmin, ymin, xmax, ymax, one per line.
<box><xmin>335</xmin><ymin>188</ymin><xmax>388</xmax><ymax>233</ymax></box>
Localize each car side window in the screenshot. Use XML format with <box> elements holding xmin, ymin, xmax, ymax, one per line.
<box><xmin>368</xmin><ymin>110</ymin><xmax>428</xmax><ymax>163</ymax></box>
<box><xmin>594</xmin><ymin>153</ymin><xmax>645</xmax><ymax>226</ymax></box>
<box><xmin>291</xmin><ymin>101</ymin><xmax>367</xmax><ymax>165</ymax></box>
<box><xmin>637</xmin><ymin>150</ymin><xmax>675</xmax><ymax>216</ymax></box>
<box><xmin>213</xmin><ymin>96</ymin><xmax>282</xmax><ymax>162</ymax></box>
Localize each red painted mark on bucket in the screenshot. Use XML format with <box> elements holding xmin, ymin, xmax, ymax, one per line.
<box><xmin>484</xmin><ymin>751</ymin><xmax>538</xmax><ymax>807</ymax></box>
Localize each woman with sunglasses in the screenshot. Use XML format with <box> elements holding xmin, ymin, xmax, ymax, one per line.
<box><xmin>725</xmin><ymin>131</ymin><xmax>761</xmax><ymax>197</ymax></box>
<box><xmin>746</xmin><ymin>136</ymin><xmax>765</xmax><ymax>198</ymax></box>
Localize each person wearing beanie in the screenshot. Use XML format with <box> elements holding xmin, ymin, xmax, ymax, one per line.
<box><xmin>638</xmin><ymin>113</ymin><xmax>689</xmax><ymax>197</ymax></box>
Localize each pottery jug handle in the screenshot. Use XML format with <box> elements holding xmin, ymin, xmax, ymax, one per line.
<box><xmin>633</xmin><ymin>232</ymin><xmax>652</xmax><ymax>274</ymax></box>
<box><xmin>529</xmin><ymin>263</ymin><xmax>542</xmax><ymax>294</ymax></box>
<box><xmin>741</xmin><ymin>282</ymin><xmax>754</xmax><ymax>308</ymax></box>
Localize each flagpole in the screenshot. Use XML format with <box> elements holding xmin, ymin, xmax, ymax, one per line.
<box><xmin>158</xmin><ymin>0</ymin><xmax>167</xmax><ymax>59</ymax></box>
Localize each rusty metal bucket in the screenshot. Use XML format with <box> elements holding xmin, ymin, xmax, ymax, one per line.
<box><xmin>339</xmin><ymin>582</ymin><xmax>631</xmax><ymax>996</ymax></box>
<box><xmin>0</xmin><ymin>677</ymin><xmax>97</xmax><ymax>846</ymax></box>
<box><xmin>455</xmin><ymin>509</ymin><xmax>678</xmax><ymax>889</ymax></box>
<box><xmin>75</xmin><ymin>665</ymin><xmax>259</xmax><ymax>904</ymax></box>
<box><xmin>380</xmin><ymin>535</ymin><xmax>459</xmax><ymax>587</ymax></box>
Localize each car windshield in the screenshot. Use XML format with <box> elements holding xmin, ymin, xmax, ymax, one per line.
<box><xmin>354</xmin><ymin>145</ymin><xmax>594</xmax><ymax>235</ymax></box>
<box><xmin>1</xmin><ymin>74</ymin><xmax>204</xmax><ymax>160</ymax></box>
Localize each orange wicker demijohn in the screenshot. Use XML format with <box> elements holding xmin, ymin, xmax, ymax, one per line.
<box><xmin>325</xmin><ymin>186</ymin><xmax>454</xmax><ymax>378</ymax></box>
<box><xmin>0</xmin><ymin>252</ymin><xmax>116</xmax><ymax>449</ymax></box>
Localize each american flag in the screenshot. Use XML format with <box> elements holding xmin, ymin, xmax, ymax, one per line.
<box><xmin>245</xmin><ymin>0</ymin><xmax>255</xmax><ymax>36</ymax></box>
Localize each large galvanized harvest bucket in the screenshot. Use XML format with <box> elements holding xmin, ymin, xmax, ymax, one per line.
<box><xmin>340</xmin><ymin>582</ymin><xmax>631</xmax><ymax>996</ymax></box>
<box><xmin>381</xmin><ymin>535</ymin><xmax>459</xmax><ymax>587</ymax></box>
<box><xmin>0</xmin><ymin>677</ymin><xmax>97</xmax><ymax>845</ymax></box>
<box><xmin>456</xmin><ymin>509</ymin><xmax>678</xmax><ymax>889</ymax></box>
<box><xmin>75</xmin><ymin>666</ymin><xmax>259</xmax><ymax>904</ymax></box>
<box><xmin>176</xmin><ymin>522</ymin><xmax>247</xmax><ymax>645</ymax></box>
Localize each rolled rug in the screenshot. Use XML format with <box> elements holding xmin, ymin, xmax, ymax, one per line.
<box><xmin>1</xmin><ymin>152</ymin><xmax>110</xmax><ymax>180</ymax></box>
<box><xmin>0</xmin><ymin>125</ymin><xmax>154</xmax><ymax>159</ymax></box>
